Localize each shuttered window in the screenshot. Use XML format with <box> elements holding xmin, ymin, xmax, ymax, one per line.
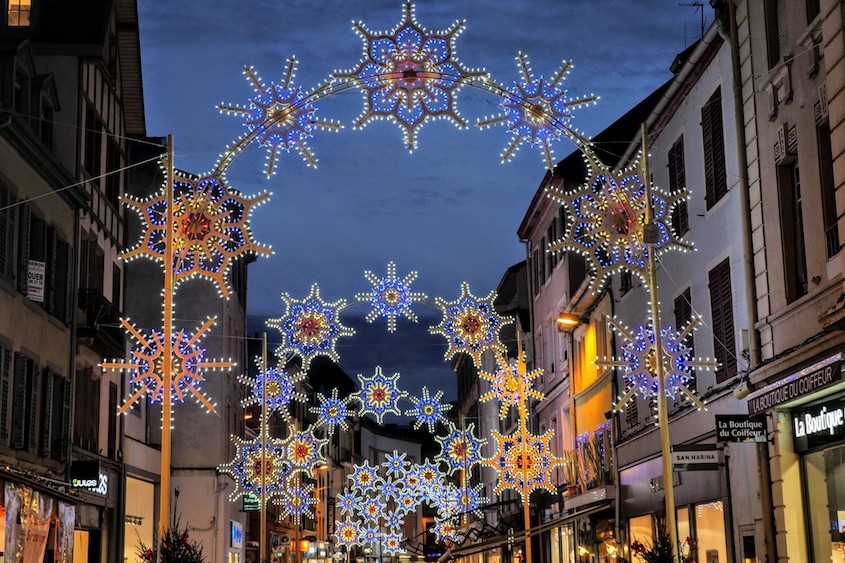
<box><xmin>40</xmin><ymin>368</ymin><xmax>69</xmax><ymax>461</ymax></box>
<box><xmin>668</xmin><ymin>136</ymin><xmax>689</xmax><ymax>236</ymax></box>
<box><xmin>0</xmin><ymin>181</ymin><xmax>16</xmax><ymax>282</ymax></box>
<box><xmin>0</xmin><ymin>343</ymin><xmax>11</xmax><ymax>442</ymax></box>
<box><xmin>11</xmin><ymin>352</ymin><xmax>38</xmax><ymax>452</ymax></box>
<box><xmin>674</xmin><ymin>288</ymin><xmax>695</xmax><ymax>391</ymax></box>
<box><xmin>708</xmin><ymin>259</ymin><xmax>737</xmax><ymax>383</ymax></box>
<box><xmin>764</xmin><ymin>0</ymin><xmax>789</xmax><ymax>69</ymax></box>
<box><xmin>73</xmin><ymin>366</ymin><xmax>100</xmax><ymax>453</ymax></box>
<box><xmin>702</xmin><ymin>88</ymin><xmax>727</xmax><ymax>210</ymax></box>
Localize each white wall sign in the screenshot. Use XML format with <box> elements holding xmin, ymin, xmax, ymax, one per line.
<box><xmin>27</xmin><ymin>260</ymin><xmax>45</xmax><ymax>302</ymax></box>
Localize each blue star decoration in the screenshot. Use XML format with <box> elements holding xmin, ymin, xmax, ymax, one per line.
<box><xmin>334</xmin><ymin>2</ymin><xmax>487</xmax><ymax>151</ymax></box>
<box><xmin>405</xmin><ymin>386</ymin><xmax>450</xmax><ymax>432</ymax></box>
<box><xmin>267</xmin><ymin>283</ymin><xmax>354</xmax><ymax>371</ymax></box>
<box><xmin>309</xmin><ymin>387</ymin><xmax>353</xmax><ymax>435</ymax></box>
<box><xmin>356</xmin><ymin>262</ymin><xmax>427</xmax><ymax>332</ymax></box>
<box><xmin>239</xmin><ymin>357</ymin><xmax>306</xmax><ymax>420</ymax></box>
<box><xmin>351</xmin><ymin>366</ymin><xmax>406</xmax><ymax>424</ymax></box>
<box><xmin>478</xmin><ymin>52</ymin><xmax>597</xmax><ymax>169</ymax></box>
<box><xmin>218</xmin><ymin>59</ymin><xmax>341</xmax><ymax>176</ymax></box>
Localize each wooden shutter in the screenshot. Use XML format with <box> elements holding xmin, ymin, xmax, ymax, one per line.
<box><xmin>64</xmin><ymin>244</ymin><xmax>75</xmax><ymax>325</ymax></box>
<box><xmin>46</xmin><ymin>225</ymin><xmax>57</xmax><ymax>314</ymax></box>
<box><xmin>708</xmin><ymin>258</ymin><xmax>737</xmax><ymax>383</ymax></box>
<box><xmin>0</xmin><ymin>345</ymin><xmax>10</xmax><ymax>441</ymax></box>
<box><xmin>16</xmin><ymin>204</ymin><xmax>29</xmax><ymax>293</ymax></box>
<box><xmin>702</xmin><ymin>89</ymin><xmax>726</xmax><ymax>209</ymax></box>
<box><xmin>674</xmin><ymin>288</ymin><xmax>695</xmax><ymax>390</ymax></box>
<box><xmin>0</xmin><ymin>181</ymin><xmax>16</xmax><ymax>281</ymax></box>
<box><xmin>59</xmin><ymin>376</ymin><xmax>70</xmax><ymax>462</ymax></box>
<box><xmin>27</xmin><ymin>358</ymin><xmax>38</xmax><ymax>452</ymax></box>
<box><xmin>11</xmin><ymin>352</ymin><xmax>26</xmax><ymax>449</ymax></box>
<box><xmin>40</xmin><ymin>367</ymin><xmax>54</xmax><ymax>458</ymax></box>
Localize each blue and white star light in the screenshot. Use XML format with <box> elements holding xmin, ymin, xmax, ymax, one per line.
<box><xmin>356</xmin><ymin>262</ymin><xmax>427</xmax><ymax>332</ymax></box>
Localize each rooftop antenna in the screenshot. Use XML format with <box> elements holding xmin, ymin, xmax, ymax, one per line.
<box><xmin>679</xmin><ymin>2</ymin><xmax>705</xmax><ymax>40</ymax></box>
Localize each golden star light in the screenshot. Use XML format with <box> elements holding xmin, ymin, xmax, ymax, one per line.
<box><xmin>479</xmin><ymin>350</ymin><xmax>545</xmax><ymax>419</ymax></box>
<box><xmin>483</xmin><ymin>427</ymin><xmax>560</xmax><ymax>497</ymax></box>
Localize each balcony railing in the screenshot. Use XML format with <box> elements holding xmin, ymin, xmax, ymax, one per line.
<box><xmin>77</xmin><ymin>289</ymin><xmax>124</xmax><ymax>356</ymax></box>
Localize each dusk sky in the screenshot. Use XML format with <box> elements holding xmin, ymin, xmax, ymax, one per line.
<box><xmin>137</xmin><ymin>0</ymin><xmax>711</xmax><ymax>402</ymax></box>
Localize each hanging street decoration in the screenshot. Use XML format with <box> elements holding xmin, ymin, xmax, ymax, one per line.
<box><xmin>268</xmin><ymin>283</ymin><xmax>355</xmax><ymax>370</ymax></box>
<box><xmin>434</xmin><ymin>421</ymin><xmax>486</xmax><ymax>475</ymax></box>
<box><xmin>546</xmin><ymin>159</ymin><xmax>689</xmax><ymax>292</ymax></box>
<box><xmin>356</xmin><ymin>262</ymin><xmax>427</xmax><ymax>333</ymax></box>
<box><xmin>405</xmin><ymin>386</ymin><xmax>450</xmax><ymax>432</ymax></box>
<box><xmin>310</xmin><ymin>387</ymin><xmax>354</xmax><ymax>436</ymax></box>
<box><xmin>103</xmin><ymin>317</ymin><xmax>231</xmax><ymax>414</ymax></box>
<box><xmin>429</xmin><ymin>282</ymin><xmax>511</xmax><ymax>367</ymax></box>
<box><xmin>478</xmin><ymin>53</ymin><xmax>597</xmax><ymax>169</ymax></box>
<box><xmin>479</xmin><ymin>350</ymin><xmax>545</xmax><ymax>419</ymax></box>
<box><xmin>218</xmin><ymin>434</ymin><xmax>291</xmax><ymax>505</ymax></box>
<box><xmin>335</xmin><ymin>2</ymin><xmax>487</xmax><ymax>151</ymax></box>
<box><xmin>351</xmin><ymin>367</ymin><xmax>406</xmax><ymax>424</ymax></box>
<box><xmin>483</xmin><ymin>427</ymin><xmax>560</xmax><ymax>497</ymax></box>
<box><xmin>599</xmin><ymin>318</ymin><xmax>718</xmax><ymax>410</ymax></box>
<box><xmin>122</xmin><ymin>170</ymin><xmax>271</xmax><ymax>298</ymax></box>
<box><xmin>218</xmin><ymin>59</ymin><xmax>342</xmax><ymax>176</ymax></box>
<box><xmin>240</xmin><ymin>357</ymin><xmax>307</xmax><ymax>420</ymax></box>
<box><xmin>335</xmin><ymin>519</ymin><xmax>360</xmax><ymax>547</ymax></box>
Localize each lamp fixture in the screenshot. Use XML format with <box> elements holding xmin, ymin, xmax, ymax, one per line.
<box><xmin>556</xmin><ymin>312</ymin><xmax>582</xmax><ymax>330</ymax></box>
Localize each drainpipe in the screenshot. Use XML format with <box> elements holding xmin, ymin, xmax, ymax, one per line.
<box><xmin>722</xmin><ymin>3</ymin><xmax>775</xmax><ymax>563</ymax></box>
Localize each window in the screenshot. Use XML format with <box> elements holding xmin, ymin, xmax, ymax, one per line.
<box><xmin>39</xmin><ymin>367</ymin><xmax>69</xmax><ymax>461</ymax></box>
<box><xmin>818</xmin><ymin>122</ymin><xmax>839</xmax><ymax>259</ymax></box>
<box><xmin>548</xmin><ymin>219</ymin><xmax>558</xmax><ymax>271</ymax></box>
<box><xmin>539</xmin><ymin>236</ymin><xmax>547</xmax><ymax>284</ymax></box>
<box><xmin>764</xmin><ymin>0</ymin><xmax>789</xmax><ymax>69</ymax></box>
<box><xmin>708</xmin><ymin>258</ymin><xmax>737</xmax><ymax>383</ymax></box>
<box><xmin>0</xmin><ymin>180</ymin><xmax>15</xmax><ymax>282</ymax></box>
<box><xmin>16</xmin><ymin>205</ymin><xmax>72</xmax><ymax>321</ymax></box>
<box><xmin>108</xmin><ymin>382</ymin><xmax>117</xmax><ymax>459</ymax></box>
<box><xmin>0</xmin><ymin>342</ymin><xmax>11</xmax><ymax>442</ymax></box>
<box><xmin>778</xmin><ymin>163</ymin><xmax>808</xmax><ymax>301</ymax></box>
<box><xmin>806</xmin><ymin>0</ymin><xmax>820</xmax><ymax>22</ymax></box>
<box><xmin>702</xmin><ymin>88</ymin><xmax>727</xmax><ymax>209</ymax></box>
<box><xmin>11</xmin><ymin>352</ymin><xmax>38</xmax><ymax>452</ymax></box>
<box><xmin>73</xmin><ymin>366</ymin><xmax>100</xmax><ymax>453</ymax></box>
<box><xmin>668</xmin><ymin>136</ymin><xmax>689</xmax><ymax>236</ymax></box>
<box><xmin>532</xmin><ymin>248</ymin><xmax>540</xmax><ymax>295</ymax></box>
<box><xmin>674</xmin><ymin>288</ymin><xmax>695</xmax><ymax>390</ymax></box>
<box><xmin>105</xmin><ymin>139</ymin><xmax>121</xmax><ymax>208</ymax></box>
<box><xmin>84</xmin><ymin>107</ymin><xmax>103</xmax><ymax>185</ymax></box>
<box><xmin>625</xmin><ymin>397</ymin><xmax>639</xmax><ymax>430</ymax></box>
<box><xmin>620</xmin><ymin>270</ymin><xmax>633</xmax><ymax>296</ymax></box>
<box><xmin>7</xmin><ymin>0</ymin><xmax>30</xmax><ymax>26</ymax></box>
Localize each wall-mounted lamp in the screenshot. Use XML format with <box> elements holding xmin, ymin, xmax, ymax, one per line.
<box><xmin>556</xmin><ymin>312</ymin><xmax>582</xmax><ymax>331</ymax></box>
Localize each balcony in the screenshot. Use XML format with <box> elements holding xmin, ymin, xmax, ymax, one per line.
<box><xmin>77</xmin><ymin>289</ymin><xmax>124</xmax><ymax>357</ymax></box>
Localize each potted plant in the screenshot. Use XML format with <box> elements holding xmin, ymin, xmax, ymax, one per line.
<box><xmin>629</xmin><ymin>513</ymin><xmax>698</xmax><ymax>563</ymax></box>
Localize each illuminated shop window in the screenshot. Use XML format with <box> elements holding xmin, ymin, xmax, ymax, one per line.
<box><xmin>7</xmin><ymin>0</ymin><xmax>30</xmax><ymax>26</ymax></box>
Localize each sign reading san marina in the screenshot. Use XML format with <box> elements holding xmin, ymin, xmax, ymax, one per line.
<box><xmin>716</xmin><ymin>414</ymin><xmax>767</xmax><ymax>443</ymax></box>
<box><xmin>747</xmin><ymin>358</ymin><xmax>842</xmax><ymax>415</ymax></box>
<box><xmin>792</xmin><ymin>396</ymin><xmax>845</xmax><ymax>453</ymax></box>
<box><xmin>670</xmin><ymin>444</ymin><xmax>719</xmax><ymax>471</ymax></box>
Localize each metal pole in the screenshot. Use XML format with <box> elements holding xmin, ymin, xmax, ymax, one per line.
<box><xmin>160</xmin><ymin>133</ymin><xmax>175</xmax><ymax>537</ymax></box>
<box><xmin>641</xmin><ymin>123</ymin><xmax>678</xmax><ymax>559</ymax></box>
<box><xmin>517</xmin><ymin>335</ymin><xmax>532</xmax><ymax>563</ymax></box>
<box><xmin>261</xmin><ymin>332</ymin><xmax>269</xmax><ymax>562</ymax></box>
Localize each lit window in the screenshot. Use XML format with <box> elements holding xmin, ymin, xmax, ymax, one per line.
<box><xmin>8</xmin><ymin>0</ymin><xmax>31</xmax><ymax>27</ymax></box>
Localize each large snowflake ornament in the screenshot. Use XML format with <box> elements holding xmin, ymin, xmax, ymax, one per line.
<box><xmin>335</xmin><ymin>519</ymin><xmax>360</xmax><ymax>547</ymax></box>
<box><xmin>103</xmin><ymin>317</ymin><xmax>230</xmax><ymax>414</ymax></box>
<box><xmin>349</xmin><ymin>461</ymin><xmax>380</xmax><ymax>494</ymax></box>
<box><xmin>429</xmin><ymin>282</ymin><xmax>511</xmax><ymax>366</ymax></box>
<box><xmin>435</xmin><ymin>421</ymin><xmax>486</xmax><ymax>475</ymax></box>
<box><xmin>122</xmin><ymin>170</ymin><xmax>271</xmax><ymax>298</ymax></box>
<box><xmin>335</xmin><ymin>2</ymin><xmax>486</xmax><ymax>151</ymax></box>
<box><xmin>277</xmin><ymin>483</ymin><xmax>317</xmax><ymax>524</ymax></box>
<box><xmin>361</xmin><ymin>496</ymin><xmax>387</xmax><ymax>523</ymax></box>
<box><xmin>352</xmin><ymin>366</ymin><xmax>406</xmax><ymax>424</ymax></box>
<box><xmin>268</xmin><ymin>284</ymin><xmax>354</xmax><ymax>370</ymax></box>
<box><xmin>547</xmin><ymin>159</ymin><xmax>690</xmax><ymax>292</ymax></box>
<box><xmin>218</xmin><ymin>60</ymin><xmax>341</xmax><ymax>176</ymax></box>
<box><xmin>479</xmin><ymin>350</ymin><xmax>545</xmax><ymax>419</ymax></box>
<box><xmin>310</xmin><ymin>388</ymin><xmax>353</xmax><ymax>435</ymax></box>
<box><xmin>483</xmin><ymin>426</ymin><xmax>560</xmax><ymax>496</ymax></box>
<box><xmin>405</xmin><ymin>386</ymin><xmax>450</xmax><ymax>432</ymax></box>
<box><xmin>240</xmin><ymin>357</ymin><xmax>306</xmax><ymax>419</ymax></box>
<box><xmin>283</xmin><ymin>430</ymin><xmax>328</xmax><ymax>475</ymax></box>
<box><xmin>356</xmin><ymin>262</ymin><xmax>427</xmax><ymax>332</ymax></box>
<box><xmin>218</xmin><ymin>435</ymin><xmax>291</xmax><ymax>505</ymax></box>
<box><xmin>478</xmin><ymin>53</ymin><xmax>597</xmax><ymax>169</ymax></box>
<box><xmin>383</xmin><ymin>532</ymin><xmax>404</xmax><ymax>556</ymax></box>
<box><xmin>598</xmin><ymin>318</ymin><xmax>716</xmax><ymax>410</ymax></box>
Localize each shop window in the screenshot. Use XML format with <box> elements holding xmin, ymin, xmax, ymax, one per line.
<box><xmin>6</xmin><ymin>0</ymin><xmax>30</xmax><ymax>26</ymax></box>
<box><xmin>804</xmin><ymin>445</ymin><xmax>845</xmax><ymax>563</ymax></box>
<box><xmin>629</xmin><ymin>514</ymin><xmax>653</xmax><ymax>549</ymax></box>
<box><xmin>708</xmin><ymin>259</ymin><xmax>737</xmax><ymax>383</ymax></box>
<box><xmin>702</xmin><ymin>88</ymin><xmax>726</xmax><ymax>210</ymax></box>
<box><xmin>694</xmin><ymin>501</ymin><xmax>728</xmax><ymax>563</ymax></box>
<box><xmin>778</xmin><ymin>162</ymin><xmax>808</xmax><ymax>302</ymax></box>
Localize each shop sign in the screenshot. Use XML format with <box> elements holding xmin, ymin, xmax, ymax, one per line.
<box><xmin>27</xmin><ymin>260</ymin><xmax>45</xmax><ymax>302</ymax></box>
<box><xmin>230</xmin><ymin>520</ymin><xmax>243</xmax><ymax>549</ymax></box>
<box><xmin>70</xmin><ymin>460</ymin><xmax>100</xmax><ymax>485</ymax></box>
<box><xmin>241</xmin><ymin>493</ymin><xmax>260</xmax><ymax>512</ymax></box>
<box><xmin>326</xmin><ymin>497</ymin><xmax>335</xmax><ymax>537</ymax></box>
<box><xmin>747</xmin><ymin>357</ymin><xmax>842</xmax><ymax>415</ymax></box>
<box><xmin>670</xmin><ymin>444</ymin><xmax>719</xmax><ymax>471</ymax></box>
<box><xmin>792</xmin><ymin>397</ymin><xmax>845</xmax><ymax>452</ymax></box>
<box><xmin>715</xmin><ymin>414</ymin><xmax>767</xmax><ymax>443</ymax></box>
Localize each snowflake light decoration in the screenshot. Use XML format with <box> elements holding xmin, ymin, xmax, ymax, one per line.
<box><xmin>361</xmin><ymin>496</ymin><xmax>386</xmax><ymax>523</ymax></box>
<box><xmin>283</xmin><ymin>430</ymin><xmax>328</xmax><ymax>474</ymax></box>
<box><xmin>218</xmin><ymin>59</ymin><xmax>341</xmax><ymax>176</ymax></box>
<box><xmin>218</xmin><ymin>435</ymin><xmax>290</xmax><ymax>505</ymax></box>
<box><xmin>360</xmin><ymin>526</ymin><xmax>380</xmax><ymax>546</ymax></box>
<box><xmin>383</xmin><ymin>531</ymin><xmax>404</xmax><ymax>556</ymax></box>
<box><xmin>432</xmin><ymin>517</ymin><xmax>460</xmax><ymax>543</ymax></box>
<box><xmin>349</xmin><ymin>461</ymin><xmax>379</xmax><ymax>494</ymax></box>
<box><xmin>337</xmin><ymin>492</ymin><xmax>359</xmax><ymax>516</ymax></box>
<box><xmin>268</xmin><ymin>284</ymin><xmax>354</xmax><ymax>370</ymax></box>
<box><xmin>277</xmin><ymin>483</ymin><xmax>317</xmax><ymax>524</ymax></box>
<box><xmin>335</xmin><ymin>2</ymin><xmax>486</xmax><ymax>151</ymax></box>
<box><xmin>384</xmin><ymin>511</ymin><xmax>404</xmax><ymax>531</ymax></box>
<box><xmin>483</xmin><ymin>427</ymin><xmax>560</xmax><ymax>496</ymax></box>
<box><xmin>478</xmin><ymin>53</ymin><xmax>597</xmax><ymax>169</ymax></box>
<box><xmin>352</xmin><ymin>366</ymin><xmax>406</xmax><ymax>424</ymax></box>
<box><xmin>103</xmin><ymin>317</ymin><xmax>230</xmax><ymax>414</ymax></box>
<box><xmin>310</xmin><ymin>388</ymin><xmax>353</xmax><ymax>435</ymax></box>
<box><xmin>122</xmin><ymin>170</ymin><xmax>271</xmax><ymax>298</ymax></box>
<box><xmin>479</xmin><ymin>350</ymin><xmax>545</xmax><ymax>419</ymax></box>
<box><xmin>240</xmin><ymin>357</ymin><xmax>306</xmax><ymax>419</ymax></box>
<box><xmin>384</xmin><ymin>450</ymin><xmax>410</xmax><ymax>477</ymax></box>
<box><xmin>356</xmin><ymin>262</ymin><xmax>427</xmax><ymax>332</ymax></box>
<box><xmin>430</xmin><ymin>282</ymin><xmax>511</xmax><ymax>366</ymax></box>
<box><xmin>396</xmin><ymin>490</ymin><xmax>418</xmax><ymax>514</ymax></box>
<box><xmin>434</xmin><ymin>421</ymin><xmax>486</xmax><ymax>475</ymax></box>
<box><xmin>598</xmin><ymin>318</ymin><xmax>716</xmax><ymax>409</ymax></box>
<box><xmin>335</xmin><ymin>520</ymin><xmax>360</xmax><ymax>547</ymax></box>
<box><xmin>547</xmin><ymin>159</ymin><xmax>690</xmax><ymax>292</ymax></box>
<box><xmin>405</xmin><ymin>386</ymin><xmax>450</xmax><ymax>432</ymax></box>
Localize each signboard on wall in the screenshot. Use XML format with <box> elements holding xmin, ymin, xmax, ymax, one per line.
<box><xmin>242</xmin><ymin>494</ymin><xmax>260</xmax><ymax>512</ymax></box>
<box><xmin>715</xmin><ymin>414</ymin><xmax>767</xmax><ymax>443</ymax></box>
<box><xmin>230</xmin><ymin>521</ymin><xmax>243</xmax><ymax>549</ymax></box>
<box><xmin>747</xmin><ymin>357</ymin><xmax>842</xmax><ymax>415</ymax></box>
<box><xmin>27</xmin><ymin>260</ymin><xmax>45</xmax><ymax>302</ymax></box>
<box><xmin>792</xmin><ymin>396</ymin><xmax>845</xmax><ymax>453</ymax></box>
<box><xmin>670</xmin><ymin>444</ymin><xmax>719</xmax><ymax>471</ymax></box>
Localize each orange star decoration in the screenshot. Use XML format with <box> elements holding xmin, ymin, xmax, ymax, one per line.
<box><xmin>479</xmin><ymin>351</ymin><xmax>545</xmax><ymax>419</ymax></box>
<box><xmin>102</xmin><ymin>317</ymin><xmax>232</xmax><ymax>414</ymax></box>
<box><xmin>483</xmin><ymin>426</ymin><xmax>560</xmax><ymax>497</ymax></box>
<box><xmin>122</xmin><ymin>169</ymin><xmax>271</xmax><ymax>298</ymax></box>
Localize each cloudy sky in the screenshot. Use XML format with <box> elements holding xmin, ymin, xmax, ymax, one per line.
<box><xmin>138</xmin><ymin>0</ymin><xmax>710</xmax><ymax>402</ymax></box>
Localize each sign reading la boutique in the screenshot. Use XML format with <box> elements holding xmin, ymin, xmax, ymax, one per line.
<box><xmin>792</xmin><ymin>395</ymin><xmax>845</xmax><ymax>453</ymax></box>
